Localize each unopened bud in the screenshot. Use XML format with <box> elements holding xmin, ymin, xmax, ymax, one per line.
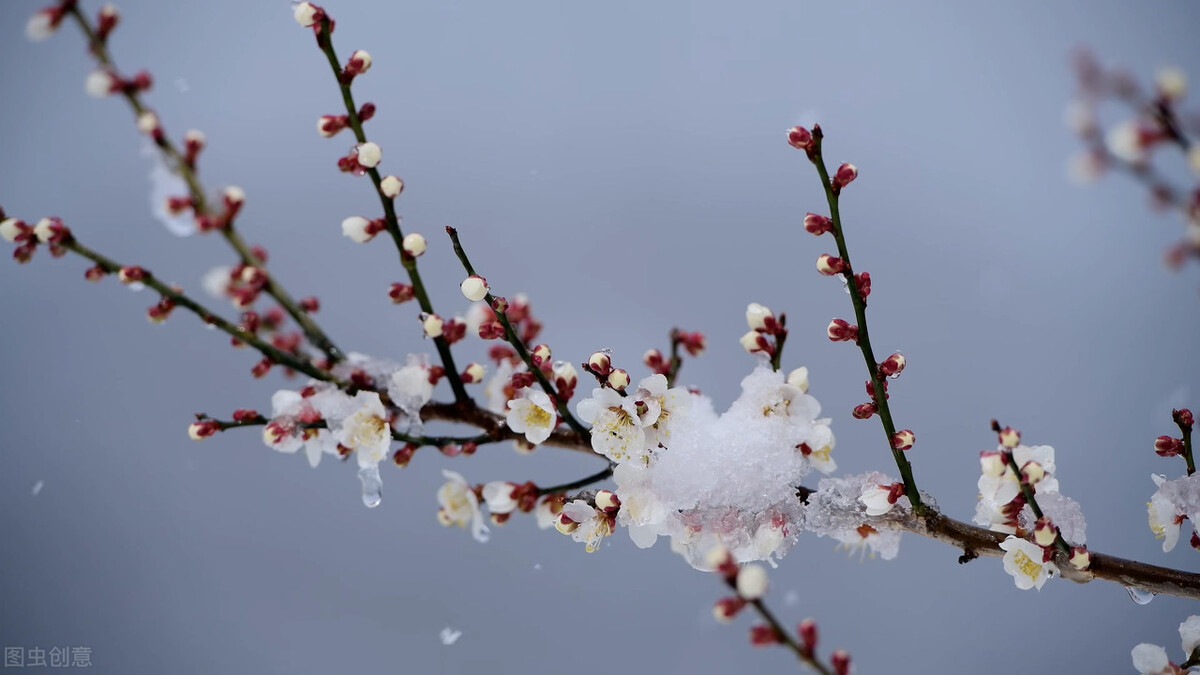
<box><xmin>852</xmin><ymin>402</ymin><xmax>877</xmax><ymax>419</ymax></box>
<box><xmin>293</xmin><ymin>2</ymin><xmax>321</xmax><ymax>26</ymax></box>
<box><xmin>787</xmin><ymin>126</ymin><xmax>813</xmax><ymax>151</ymax></box>
<box><xmin>188</xmin><ymin>420</ymin><xmax>220</xmax><ymax>441</ymax></box>
<box><xmin>607</xmin><ymin>368</ymin><xmax>630</xmax><ymax>391</ymax></box>
<box><xmin>816</xmin><ymin>253</ymin><xmax>846</xmax><ymax>276</ymax></box>
<box><xmin>1155</xmin><ymin>67</ymin><xmax>1187</xmax><ymax>102</ymax></box>
<box><xmin>1174</xmin><ymin>409</ymin><xmax>1195</xmax><ymax>429</ymax></box>
<box><xmin>388</xmin><ymin>282</ymin><xmax>414</xmax><ymax>304</ymax></box>
<box><xmin>460</xmin><ymin>275</ymin><xmax>489</xmax><ymax>302</ymax></box>
<box><xmin>84</xmin><ymin>265</ymin><xmax>107</xmax><ymax>282</ymax></box>
<box><xmin>749</xmin><ymin>624</ymin><xmax>780</xmax><ymax>646</ymax></box>
<box><xmin>1069</xmin><ymin>545</ymin><xmax>1092</xmax><ymax>570</ymax></box>
<box><xmin>833</xmin><ymin>162</ymin><xmax>858</xmax><ymax>189</ymax></box>
<box><xmin>643</xmin><ymin>348</ymin><xmax>665</xmax><ymax>372</ymax></box>
<box><xmin>380</xmin><ymin>175</ymin><xmax>405</xmax><ymax>198</ymax></box>
<box><xmin>798</xmin><ymin>618</ymin><xmax>818</xmax><ymax>653</ymax></box>
<box><xmin>587</xmin><ymin>351</ymin><xmax>612</xmax><ymax>376</ymax></box>
<box><xmin>136</xmin><ymin>111</ymin><xmax>160</xmax><ymax>137</ymax></box>
<box><xmin>891</xmin><ymin>429</ymin><xmax>915</xmax><ymax>451</ymax></box>
<box><xmin>745</xmin><ymin>302</ymin><xmax>774</xmax><ymax>332</ymax></box>
<box><xmin>355</xmin><ymin>142</ymin><xmax>382</xmax><ymax>169</ymax></box>
<box><xmin>531</xmin><ymin>343</ymin><xmax>552</xmax><ymax>367</ymax></box>
<box><xmin>740</xmin><ymin>330</ymin><xmax>770</xmax><ymax>355</ymax></box>
<box><xmin>85</xmin><ymin>69</ymin><xmax>117</xmax><ymax>98</ymax></box>
<box><xmin>594</xmin><ymin>489</ymin><xmax>621</xmax><ymax>512</ymax></box>
<box><xmin>0</xmin><ymin>218</ymin><xmax>24</xmax><ymax>243</ymax></box>
<box><xmin>1020</xmin><ymin>460</ymin><xmax>1045</xmax><ymax>485</ymax></box>
<box><xmin>422</xmin><ymin>313</ymin><xmax>444</xmax><ymax>338</ymax></box>
<box><xmin>736</xmin><ymin>564</ymin><xmax>769</xmax><ymax>600</ymax></box>
<box><xmin>555</xmin><ymin>513</ymin><xmax>579</xmax><ymax>535</ymax></box>
<box><xmin>1034</xmin><ymin>518</ymin><xmax>1058</xmax><ymax>547</ymax></box>
<box><xmin>1154</xmin><ymin>435</ymin><xmax>1184</xmax><ymax>457</ymax></box>
<box><xmin>998</xmin><ymin>426</ymin><xmax>1021</xmax><ymax>449</ymax></box>
<box><xmin>348</xmin><ymin>49</ymin><xmax>372</xmax><ymax>74</ymax></box>
<box><xmin>705</xmin><ymin>546</ymin><xmax>738</xmax><ymax>579</ymax></box>
<box><xmin>402</xmin><ymin>232</ymin><xmax>426</xmax><ymax>257</ymax></box>
<box><xmin>713</xmin><ymin>597</ymin><xmax>746</xmax><ymax>623</ymax></box>
<box><xmin>826</xmin><ymin>318</ymin><xmax>859</xmax><ymax>342</ymax></box>
<box><xmin>117</xmin><ymin>266</ymin><xmax>145</xmax><ymax>284</ymax></box>
<box><xmin>462</xmin><ymin>362</ymin><xmax>486</xmax><ymax>384</ymax></box>
<box><xmin>832</xmin><ymin>650</ymin><xmax>851</xmax><ymax>675</ymax></box>
<box><xmin>878</xmin><ymin>352</ymin><xmax>906</xmax><ymax>378</ymax></box>
<box><xmin>803</xmin><ymin>212</ymin><xmax>833</xmax><ymax>236</ymax></box>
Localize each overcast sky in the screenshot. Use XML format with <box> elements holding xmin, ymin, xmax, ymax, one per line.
<box><xmin>2</xmin><ymin>1</ymin><xmax>1200</xmax><ymax>673</ymax></box>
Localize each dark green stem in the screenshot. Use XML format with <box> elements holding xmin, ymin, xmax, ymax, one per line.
<box><xmin>537</xmin><ymin>465</ymin><xmax>615</xmax><ymax>496</ymax></box>
<box><xmin>808</xmin><ymin>128</ymin><xmax>923</xmax><ymax>512</ymax></box>
<box><xmin>1002</xmin><ymin>451</ymin><xmax>1073</xmax><ymax>557</ymax></box>
<box><xmin>314</xmin><ymin>19</ymin><xmax>468</xmax><ymax>403</ymax></box>
<box><xmin>446</xmin><ymin>227</ymin><xmax>590</xmax><ymax>437</ymax></box>
<box><xmin>62</xmin><ymin>238</ymin><xmax>346</xmax><ymax>386</ymax></box>
<box><xmin>65</xmin><ymin>5</ymin><xmax>345</xmax><ymax>364</ymax></box>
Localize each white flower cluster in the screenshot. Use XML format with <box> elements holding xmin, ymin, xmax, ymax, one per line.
<box><xmin>974</xmin><ymin>443</ymin><xmax>1086</xmax><ymax>544</ymax></box>
<box><xmin>259</xmin><ymin>352</ymin><xmax>436</xmax><ymax>507</ymax></box>
<box><xmin>1148</xmin><ymin>473</ymin><xmax>1200</xmax><ymax>552</ymax></box>
<box><xmin>1132</xmin><ymin>615</ymin><xmax>1200</xmax><ymax>674</ymax></box>
<box><xmin>570</xmin><ymin>365</ymin><xmax>836</xmax><ymax>568</ymax></box>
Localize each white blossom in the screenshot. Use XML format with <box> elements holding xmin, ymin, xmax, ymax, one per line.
<box><xmin>482</xmin><ymin>482</ymin><xmax>518</xmax><ymax>515</ymax></box>
<box><xmin>1131</xmin><ymin>643</ymin><xmax>1173</xmax><ymax>675</ymax></box>
<box><xmin>999</xmin><ymin>535</ymin><xmax>1054</xmax><ymax>591</ymax></box>
<box><xmin>340</xmin><ymin>391</ymin><xmax>392</xmax><ymax>468</ymax></box>
<box><xmin>1180</xmin><ymin>615</ymin><xmax>1200</xmax><ymax>657</ymax></box>
<box><xmin>631</xmin><ymin>374</ymin><xmax>689</xmax><ymax>451</ymax></box>
<box><xmin>859</xmin><ymin>486</ymin><xmax>897</xmax><ymax>516</ymax></box>
<box><xmin>506</xmin><ymin>387</ymin><xmax>557</xmax><ymax>445</ymax></box>
<box><xmin>26</xmin><ymin>10</ymin><xmax>57</xmax><ymax>42</ymax></box>
<box><xmin>438</xmin><ymin>470</ymin><xmax>488</xmax><ymax>543</ymax></box>
<box><xmin>560</xmin><ymin>499</ymin><xmax>612</xmax><ymax>553</ymax></box>
<box><xmin>577</xmin><ymin>386</ymin><xmax>648</xmax><ymax>463</ymax></box>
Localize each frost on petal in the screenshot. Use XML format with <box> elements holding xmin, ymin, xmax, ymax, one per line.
<box><xmin>1131</xmin><ymin>643</ymin><xmax>1171</xmax><ymax>675</ymax></box>
<box><xmin>146</xmin><ymin>155</ymin><xmax>196</xmax><ymax>237</ymax></box>
<box><xmin>999</xmin><ymin>536</ymin><xmax>1054</xmax><ymax>591</ymax></box>
<box><xmin>386</xmin><ymin>354</ymin><xmax>434</xmax><ymax>422</ymax></box>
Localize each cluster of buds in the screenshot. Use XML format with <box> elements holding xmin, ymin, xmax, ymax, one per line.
<box><xmin>2</xmin><ymin>216</ymin><xmax>73</xmax><ymax>263</ymax></box>
<box><xmin>786</xmin><ymin>125</ymin><xmax>817</xmax><ymax>162</ymax></box>
<box><xmin>582</xmin><ymin>350</ymin><xmax>630</xmax><ymax>391</ymax></box>
<box><xmin>171</xmin><ymin>185</ymin><xmax>245</xmax><ymax>233</ymax></box>
<box><xmin>337</xmin><ymin>141</ymin><xmax>383</xmax><ymax>175</ymax></box>
<box><xmin>643</xmin><ymin>329</ymin><xmax>707</xmax><ymax>377</ymax></box>
<box><xmin>84</xmin><ymin>67</ymin><xmax>151</xmax><ymax>99</ymax></box>
<box><xmin>316</xmin><ymin>103</ymin><xmax>376</xmax><ymax>138</ymax></box>
<box><xmin>740</xmin><ymin>302</ymin><xmax>786</xmax><ymax>357</ymax></box>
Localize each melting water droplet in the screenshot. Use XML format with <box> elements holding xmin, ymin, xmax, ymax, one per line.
<box><xmin>127</xmin><ymin>282</ymin><xmax>145</xmax><ymax>292</ymax></box>
<box><xmin>358</xmin><ymin>465</ymin><xmax>382</xmax><ymax>508</ymax></box>
<box><xmin>1125</xmin><ymin>586</ymin><xmax>1155</xmax><ymax>605</ymax></box>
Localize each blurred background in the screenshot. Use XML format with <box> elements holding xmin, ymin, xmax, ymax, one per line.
<box><xmin>3</xmin><ymin>1</ymin><xmax>1199</xmax><ymax>672</ymax></box>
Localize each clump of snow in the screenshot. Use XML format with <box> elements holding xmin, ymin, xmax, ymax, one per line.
<box><xmin>145</xmin><ymin>152</ymin><xmax>195</xmax><ymax>237</ymax></box>
<box><xmin>602</xmin><ymin>365</ymin><xmax>838</xmax><ymax>568</ymax></box>
<box><xmin>802</xmin><ymin>471</ymin><xmax>905</xmax><ymax>560</ymax></box>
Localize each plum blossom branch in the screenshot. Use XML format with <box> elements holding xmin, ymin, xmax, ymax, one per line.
<box><xmin>537</xmin><ymin>465</ymin><xmax>615</xmax><ymax>496</ymax></box>
<box><xmin>307</xmin><ymin>16</ymin><xmax>469</xmax><ymax>403</ymax></box>
<box><xmin>197</xmin><ymin>413</ymin><xmax>492</xmax><ymax>448</ymax></box>
<box><xmin>791</xmin><ymin>125</ymin><xmax>924</xmax><ymax>512</ymax></box>
<box><xmin>58</xmin><ymin>235</ymin><xmax>345</xmax><ymax>386</ymax></box>
<box><xmin>445</xmin><ymin>226</ymin><xmax>590</xmax><ymax>437</ymax></box>
<box><xmin>62</xmin><ymin>3</ymin><xmax>345</xmax><ymax>364</ymax></box>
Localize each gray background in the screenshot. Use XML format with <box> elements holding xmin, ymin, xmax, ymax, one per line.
<box><xmin>3</xmin><ymin>1</ymin><xmax>1199</xmax><ymax>673</ymax></box>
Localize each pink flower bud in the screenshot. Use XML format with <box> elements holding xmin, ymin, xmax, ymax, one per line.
<box><xmin>84</xmin><ymin>264</ymin><xmax>107</xmax><ymax>282</ymax></box>
<box><xmin>117</xmin><ymin>266</ymin><xmax>145</xmax><ymax>284</ymax></box>
<box><xmin>183</xmin><ymin>129</ymin><xmax>206</xmax><ymax>165</ymax></box>
<box><xmin>298</xmin><ymin>297</ymin><xmax>320</xmax><ymax>313</ymax></box>
<box><xmin>293</xmin><ymin>2</ymin><xmax>324</xmax><ymax>27</ymax></box>
<box><xmin>713</xmin><ymin>597</ymin><xmax>746</xmax><ymax>623</ymax></box>
<box><xmin>187</xmin><ymin>419</ymin><xmax>220</xmax><ymax>441</ymax></box>
<box><xmin>97</xmin><ymin>4</ymin><xmax>120</xmax><ymax>40</ymax></box>
<box><xmin>250</xmin><ymin>358</ymin><xmax>273</xmax><ymax>379</ymax></box>
<box><xmin>798</xmin><ymin>618</ymin><xmax>818</xmax><ymax>654</ymax></box>
<box><xmin>852</xmin><ymin>402</ymin><xmax>876</xmax><ymax>420</ymax></box>
<box><xmin>816</xmin><ymin>253</ymin><xmax>846</xmax><ymax>276</ymax></box>
<box><xmin>891</xmin><ymin>429</ymin><xmax>915</xmax><ymax>451</ymax></box>
<box><xmin>786</xmin><ymin>126</ymin><xmax>813</xmax><ymax>151</ymax></box>
<box><xmin>853</xmin><ymin>271</ymin><xmax>871</xmax><ymax>300</ymax></box>
<box><xmin>979</xmin><ymin>451</ymin><xmax>1006</xmax><ymax>477</ymax></box>
<box><xmin>676</xmin><ymin>330</ymin><xmax>706</xmax><ymax>356</ymax></box>
<box><xmin>832</xmin><ymin>649</ymin><xmax>851</xmax><ymax>675</ymax></box>
<box><xmin>136</xmin><ymin>111</ymin><xmax>162</xmax><ymax>139</ymax></box>
<box><xmin>358</xmin><ymin>102</ymin><xmax>376</xmax><ymax>121</ymax></box>
<box><xmin>1174</xmin><ymin>408</ymin><xmax>1194</xmax><ymax>430</ymax></box>
<box><xmin>826</xmin><ymin>318</ymin><xmax>859</xmax><ymax>342</ymax></box>
<box><xmin>740</xmin><ymin>330</ymin><xmax>773</xmax><ymax>355</ymax></box>
<box><xmin>1155</xmin><ymin>435</ymin><xmax>1184</xmax><ymax>457</ymax></box>
<box><xmin>705</xmin><ymin>546</ymin><xmax>739</xmax><ymax>580</ymax></box>
<box><xmin>803</xmin><ymin>212</ymin><xmax>833</xmax><ymax>236</ymax></box>
<box><xmin>317</xmin><ymin>114</ymin><xmax>348</xmax><ymax>138</ymax></box>
<box><xmin>833</xmin><ymin>162</ymin><xmax>858</xmax><ymax>190</ymax></box>
<box><xmin>232</xmin><ymin>409</ymin><xmax>260</xmax><ymax>422</ymax></box>
<box><xmin>749</xmin><ymin>624</ymin><xmax>780</xmax><ymax>646</ymax></box>
<box><xmin>388</xmin><ymin>282</ymin><xmax>414</xmax><ymax>304</ymax></box>
<box><xmin>393</xmin><ymin>444</ymin><xmax>416</xmax><ymax>467</ymax></box>
<box><xmin>643</xmin><ymin>348</ymin><xmax>666</xmax><ymax>373</ymax></box>
<box><xmin>347</xmin><ymin>49</ymin><xmax>372</xmax><ymax>76</ymax></box>
<box><xmin>478</xmin><ymin>321</ymin><xmax>505</xmax><ymax>340</ymax></box>
<box><xmin>878</xmin><ymin>352</ymin><xmax>906</xmax><ymax>378</ymax></box>
<box><xmin>223</xmin><ymin>186</ymin><xmax>245</xmax><ymax>218</ymax></box>
<box><xmin>530</xmin><ymin>343</ymin><xmax>552</xmax><ymax>367</ymax></box>
<box><xmin>1020</xmin><ymin>460</ymin><xmax>1045</xmax><ymax>485</ymax></box>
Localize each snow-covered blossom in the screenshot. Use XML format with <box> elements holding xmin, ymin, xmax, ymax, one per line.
<box><xmin>259</xmin><ymin>388</ymin><xmax>346</xmax><ymax>468</ymax></box>
<box><xmin>631</xmin><ymin>374</ymin><xmax>689</xmax><ymax>452</ymax></box>
<box><xmin>506</xmin><ymin>387</ymin><xmax>557</xmax><ymax>445</ymax></box>
<box><xmin>557</xmin><ymin>499</ymin><xmax>613</xmax><ymax>553</ymax></box>
<box><xmin>860</xmin><ymin>484</ymin><xmax>902</xmax><ymax>516</ymax></box>
<box><xmin>1181</xmin><ymin>615</ymin><xmax>1200</xmax><ymax>657</ymax></box>
<box><xmin>999</xmin><ymin>535</ymin><xmax>1055</xmax><ymax>591</ymax></box>
<box><xmin>786</xmin><ymin>367</ymin><xmax>809</xmax><ymax>393</ymax></box>
<box><xmin>437</xmin><ymin>470</ymin><xmax>488</xmax><ymax>542</ymax></box>
<box><xmin>803</xmin><ymin>472</ymin><xmax>904</xmax><ymax>561</ymax></box>
<box><xmin>1147</xmin><ymin>473</ymin><xmax>1200</xmax><ymax>552</ymax></box>
<box><xmin>975</xmin><ymin>443</ymin><xmax>1060</xmax><ymax>534</ymax></box>
<box><xmin>386</xmin><ymin>355</ymin><xmax>434</xmax><ymax>420</ymax></box>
